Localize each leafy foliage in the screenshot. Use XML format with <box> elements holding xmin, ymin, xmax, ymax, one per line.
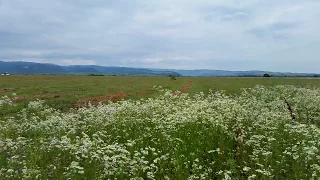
<box><xmin>263</xmin><ymin>73</ymin><xmax>271</xmax><ymax>77</ymax></box>
<box><xmin>169</xmin><ymin>75</ymin><xmax>177</xmax><ymax>80</ymax></box>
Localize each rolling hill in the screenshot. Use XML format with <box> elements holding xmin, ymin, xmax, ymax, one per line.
<box><xmin>0</xmin><ymin>61</ymin><xmax>181</xmax><ymax>76</ymax></box>
<box><xmin>1</xmin><ymin>61</ymin><xmax>319</xmax><ymax>77</ymax></box>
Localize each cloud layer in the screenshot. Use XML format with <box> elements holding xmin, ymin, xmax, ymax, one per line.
<box><xmin>0</xmin><ymin>0</ymin><xmax>319</xmax><ymax>72</ymax></box>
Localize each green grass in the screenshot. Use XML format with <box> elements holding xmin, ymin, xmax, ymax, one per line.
<box><xmin>0</xmin><ymin>76</ymin><xmax>183</xmax><ymax>111</ymax></box>
<box><xmin>1</xmin><ymin>76</ymin><xmax>320</xmax><ymax>103</ymax></box>
<box><xmin>1</xmin><ymin>76</ymin><xmax>320</xmax><ymax>179</ymax></box>
<box><xmin>1</xmin><ymin>75</ymin><xmax>320</xmax><ymax>117</ymax></box>
<box><xmin>188</xmin><ymin>77</ymin><xmax>320</xmax><ymax>94</ymax></box>
<box><xmin>0</xmin><ymin>85</ymin><xmax>319</xmax><ymax>179</ymax></box>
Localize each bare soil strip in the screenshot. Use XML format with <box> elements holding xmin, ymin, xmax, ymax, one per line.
<box><xmin>173</xmin><ymin>79</ymin><xmax>193</xmax><ymax>95</ymax></box>
<box><xmin>75</xmin><ymin>83</ymin><xmax>174</xmax><ymax>107</ymax></box>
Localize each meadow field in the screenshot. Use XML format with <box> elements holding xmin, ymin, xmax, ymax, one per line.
<box><xmin>0</xmin><ymin>76</ymin><xmax>320</xmax><ymax>179</ymax></box>
<box><xmin>1</xmin><ymin>75</ymin><xmax>320</xmax><ymax>112</ymax></box>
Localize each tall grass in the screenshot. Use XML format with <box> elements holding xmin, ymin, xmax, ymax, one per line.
<box><xmin>0</xmin><ymin>86</ymin><xmax>319</xmax><ymax>179</ymax></box>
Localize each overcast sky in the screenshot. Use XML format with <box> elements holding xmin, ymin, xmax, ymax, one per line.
<box><xmin>0</xmin><ymin>0</ymin><xmax>319</xmax><ymax>72</ymax></box>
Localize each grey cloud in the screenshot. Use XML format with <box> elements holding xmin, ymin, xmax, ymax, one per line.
<box><xmin>0</xmin><ymin>31</ymin><xmax>25</xmax><ymax>47</ymax></box>
<box><xmin>0</xmin><ymin>0</ymin><xmax>320</xmax><ymax>73</ymax></box>
<box><xmin>220</xmin><ymin>12</ymin><xmax>249</xmax><ymax>21</ymax></box>
<box><xmin>248</xmin><ymin>22</ymin><xmax>301</xmax><ymax>39</ymax></box>
<box><xmin>202</xmin><ymin>6</ymin><xmax>248</xmax><ymax>15</ymax></box>
<box><xmin>203</xmin><ymin>6</ymin><xmax>251</xmax><ymax>22</ymax></box>
<box><xmin>0</xmin><ymin>31</ymin><xmax>68</xmax><ymax>50</ymax></box>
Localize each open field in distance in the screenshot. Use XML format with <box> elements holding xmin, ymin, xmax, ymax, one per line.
<box><xmin>1</xmin><ymin>75</ymin><xmax>320</xmax><ymax>112</ymax></box>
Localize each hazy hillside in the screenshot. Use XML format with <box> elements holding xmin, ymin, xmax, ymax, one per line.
<box><xmin>153</xmin><ymin>69</ymin><xmax>320</xmax><ymax>77</ymax></box>
<box><xmin>0</xmin><ymin>61</ymin><xmax>66</xmax><ymax>74</ymax></box>
<box><xmin>1</xmin><ymin>61</ymin><xmax>319</xmax><ymax>77</ymax></box>
<box><xmin>0</xmin><ymin>61</ymin><xmax>181</xmax><ymax>76</ymax></box>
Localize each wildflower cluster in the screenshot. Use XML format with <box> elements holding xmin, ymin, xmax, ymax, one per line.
<box><xmin>0</xmin><ymin>86</ymin><xmax>319</xmax><ymax>179</ymax></box>
<box><xmin>0</xmin><ymin>93</ymin><xmax>16</xmax><ymax>108</ymax></box>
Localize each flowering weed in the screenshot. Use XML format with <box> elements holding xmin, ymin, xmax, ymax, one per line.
<box><xmin>0</xmin><ymin>86</ymin><xmax>319</xmax><ymax>179</ymax></box>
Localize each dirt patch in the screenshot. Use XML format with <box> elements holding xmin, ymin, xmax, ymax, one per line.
<box><xmin>12</xmin><ymin>97</ymin><xmax>26</xmax><ymax>103</ymax></box>
<box><xmin>75</xmin><ymin>88</ymin><xmax>158</xmax><ymax>108</ymax></box>
<box><xmin>173</xmin><ymin>79</ymin><xmax>193</xmax><ymax>95</ymax></box>
<box><xmin>76</xmin><ymin>92</ymin><xmax>130</xmax><ymax>107</ymax></box>
<box><xmin>75</xmin><ymin>82</ymin><xmax>173</xmax><ymax>108</ymax></box>
<box><xmin>0</xmin><ymin>88</ymin><xmax>19</xmax><ymax>93</ymax></box>
<box><xmin>53</xmin><ymin>94</ymin><xmax>61</xmax><ymax>99</ymax></box>
<box><xmin>135</xmin><ymin>89</ymin><xmax>154</xmax><ymax>96</ymax></box>
<box><xmin>163</xmin><ymin>83</ymin><xmax>171</xmax><ymax>88</ymax></box>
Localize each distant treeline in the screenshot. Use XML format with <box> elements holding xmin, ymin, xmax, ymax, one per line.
<box><xmin>88</xmin><ymin>74</ymin><xmax>105</xmax><ymax>76</ymax></box>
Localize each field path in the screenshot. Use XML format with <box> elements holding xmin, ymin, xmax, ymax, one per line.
<box><xmin>174</xmin><ymin>78</ymin><xmax>193</xmax><ymax>95</ymax></box>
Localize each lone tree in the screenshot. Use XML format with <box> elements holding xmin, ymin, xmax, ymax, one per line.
<box><xmin>263</xmin><ymin>73</ymin><xmax>271</xmax><ymax>77</ymax></box>
<box><xmin>169</xmin><ymin>74</ymin><xmax>177</xmax><ymax>80</ymax></box>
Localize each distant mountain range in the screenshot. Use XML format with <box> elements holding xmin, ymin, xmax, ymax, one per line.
<box><xmin>153</xmin><ymin>69</ymin><xmax>320</xmax><ymax>77</ymax></box>
<box><xmin>0</xmin><ymin>61</ymin><xmax>181</xmax><ymax>77</ymax></box>
<box><xmin>1</xmin><ymin>61</ymin><xmax>319</xmax><ymax>77</ymax></box>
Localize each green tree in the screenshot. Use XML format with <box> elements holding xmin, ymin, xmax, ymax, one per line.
<box><xmin>169</xmin><ymin>75</ymin><xmax>177</xmax><ymax>80</ymax></box>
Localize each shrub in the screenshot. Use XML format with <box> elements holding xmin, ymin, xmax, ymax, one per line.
<box><xmin>169</xmin><ymin>74</ymin><xmax>177</xmax><ymax>80</ymax></box>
